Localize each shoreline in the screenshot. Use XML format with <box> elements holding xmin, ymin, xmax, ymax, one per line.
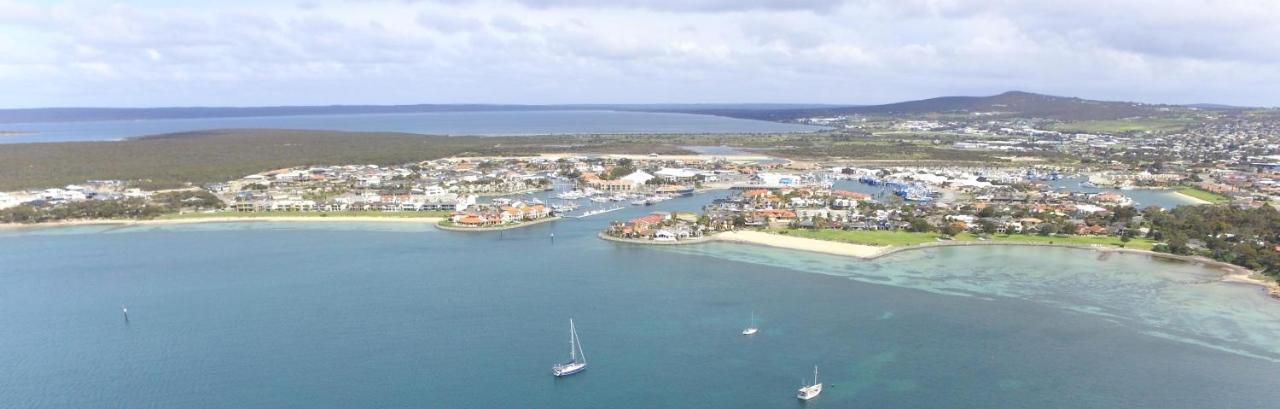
<box><xmin>608</xmin><ymin>230</ymin><xmax>1280</xmax><ymax>300</ymax></box>
<box><xmin>597</xmin><ymin>232</ymin><xmax>716</xmax><ymax>245</ymax></box>
<box><xmin>434</xmin><ymin>216</ymin><xmax>561</xmax><ymax>232</ymax></box>
<box><xmin>0</xmin><ymin>215</ymin><xmax>445</xmax><ymax>230</ymax></box>
<box><xmin>1171</xmin><ymin>191</ymin><xmax>1213</xmax><ymax>205</ymax></box>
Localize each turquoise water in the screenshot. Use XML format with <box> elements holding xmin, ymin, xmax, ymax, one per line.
<box><xmin>1047</xmin><ymin>177</ymin><xmax>1200</xmax><ymax>209</ymax></box>
<box><xmin>2</xmin><ymin>195</ymin><xmax>1280</xmax><ymax>408</ymax></box>
<box><xmin>0</xmin><ymin>110</ymin><xmax>823</xmax><ymax>143</ymax></box>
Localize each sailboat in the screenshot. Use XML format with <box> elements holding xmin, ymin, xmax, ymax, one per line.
<box><xmin>797</xmin><ymin>365</ymin><xmax>822</xmax><ymax>400</ymax></box>
<box><xmin>741</xmin><ymin>312</ymin><xmax>758</xmax><ymax>335</ymax></box>
<box><xmin>552</xmin><ymin>318</ymin><xmax>587</xmax><ymax>377</ymax></box>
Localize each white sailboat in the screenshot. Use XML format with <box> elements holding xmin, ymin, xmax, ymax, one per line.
<box><xmin>741</xmin><ymin>312</ymin><xmax>758</xmax><ymax>335</ymax></box>
<box><xmin>552</xmin><ymin>318</ymin><xmax>587</xmax><ymax>377</ymax></box>
<box><xmin>797</xmin><ymin>365</ymin><xmax>822</xmax><ymax>400</ymax></box>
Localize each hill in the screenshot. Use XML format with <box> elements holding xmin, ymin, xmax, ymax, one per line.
<box><xmin>717</xmin><ymin>91</ymin><xmax>1214</xmax><ymax>122</ymax></box>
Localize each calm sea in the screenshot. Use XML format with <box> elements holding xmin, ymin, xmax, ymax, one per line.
<box><xmin>0</xmin><ymin>110</ymin><xmax>824</xmax><ymax>144</ymax></box>
<box><xmin>2</xmin><ymin>193</ymin><xmax>1278</xmax><ymax>408</ymax></box>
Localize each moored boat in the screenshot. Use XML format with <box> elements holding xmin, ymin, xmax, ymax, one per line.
<box><xmin>552</xmin><ymin>319</ymin><xmax>587</xmax><ymax>377</ymax></box>
<box><xmin>742</xmin><ymin>312</ymin><xmax>758</xmax><ymax>335</ymax></box>
<box><xmin>797</xmin><ymin>366</ymin><xmax>822</xmax><ymax>400</ymax></box>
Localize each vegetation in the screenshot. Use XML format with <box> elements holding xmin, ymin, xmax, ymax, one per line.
<box><xmin>1</xmin><ymin>199</ymin><xmax>169</xmax><ymax>223</ymax></box>
<box><xmin>768</xmin><ymin>140</ymin><xmax>1018</xmax><ymax>163</ymax></box>
<box><xmin>1145</xmin><ymin>205</ymin><xmax>1280</xmax><ymax>277</ymax></box>
<box><xmin>1173</xmin><ymin>185</ymin><xmax>1231</xmax><ymax>204</ymax></box>
<box><xmin>771</xmin><ymin>228</ymin><xmax>1154</xmax><ymax>249</ymax></box>
<box><xmin>1050</xmin><ymin>118</ymin><xmax>1192</xmax><ymax>134</ymax></box>
<box><xmin>0</xmin><ymin>129</ymin><xmax>694</xmax><ymax>191</ymax></box>
<box><xmin>773</xmin><ymin>228</ymin><xmax>954</xmax><ymax>246</ymax></box>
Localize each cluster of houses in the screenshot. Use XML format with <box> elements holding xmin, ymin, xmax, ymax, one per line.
<box><xmin>0</xmin><ymin>181</ymin><xmax>151</xmax><ymax>210</ymax></box>
<box><xmin>605</xmin><ymin>211</ymin><xmax>705</xmax><ymax>241</ymax></box>
<box><xmin>448</xmin><ymin>200</ymin><xmax>554</xmax><ymax>227</ymax></box>
<box><xmin>216</xmin><ymin>161</ymin><xmax>548</xmax><ymax>213</ymax></box>
<box><xmin>671</xmin><ymin>182</ymin><xmax>1155</xmax><ymax>239</ymax></box>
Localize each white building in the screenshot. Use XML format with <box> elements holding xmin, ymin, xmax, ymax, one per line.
<box><xmin>620</xmin><ymin>170</ymin><xmax>655</xmax><ymax>186</ymax></box>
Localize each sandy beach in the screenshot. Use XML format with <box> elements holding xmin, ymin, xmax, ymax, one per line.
<box><xmin>0</xmin><ymin>216</ymin><xmax>445</xmax><ymax>231</ymax></box>
<box><xmin>1171</xmin><ymin>191</ymin><xmax>1213</xmax><ymax>205</ymax></box>
<box><xmin>706</xmin><ymin>230</ymin><xmax>1280</xmax><ymax>299</ymax></box>
<box><xmin>713</xmin><ymin>230</ymin><xmax>890</xmax><ymax>258</ymax></box>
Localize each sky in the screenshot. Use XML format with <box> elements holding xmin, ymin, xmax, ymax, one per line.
<box><xmin>1</xmin><ymin>0</ymin><xmax>1278</xmax><ymax>108</ymax></box>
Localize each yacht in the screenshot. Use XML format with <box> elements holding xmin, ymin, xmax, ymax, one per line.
<box><xmin>796</xmin><ymin>366</ymin><xmax>822</xmax><ymax>400</ymax></box>
<box><xmin>742</xmin><ymin>312</ymin><xmax>758</xmax><ymax>335</ymax></box>
<box><xmin>556</xmin><ymin>190</ymin><xmax>587</xmax><ymax>200</ymax></box>
<box><xmin>552</xmin><ymin>319</ymin><xmax>587</xmax><ymax>377</ymax></box>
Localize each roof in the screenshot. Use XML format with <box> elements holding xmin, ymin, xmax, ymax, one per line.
<box><xmin>832</xmin><ymin>190</ymin><xmax>870</xmax><ymax>199</ymax></box>
<box><xmin>620</xmin><ymin>170</ymin><xmax>655</xmax><ymax>183</ymax></box>
<box><xmin>655</xmin><ymin>168</ymin><xmax>699</xmax><ymax>178</ymax></box>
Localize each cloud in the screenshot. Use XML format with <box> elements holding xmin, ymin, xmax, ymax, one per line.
<box><xmin>504</xmin><ymin>0</ymin><xmax>850</xmax><ymax>13</ymax></box>
<box><xmin>0</xmin><ymin>0</ymin><xmax>1276</xmax><ymax>107</ymax></box>
<box><xmin>415</xmin><ymin>9</ymin><xmax>483</xmax><ymax>33</ymax></box>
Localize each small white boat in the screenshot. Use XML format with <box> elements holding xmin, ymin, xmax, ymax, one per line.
<box><xmin>797</xmin><ymin>366</ymin><xmax>822</xmax><ymax>400</ymax></box>
<box><xmin>552</xmin><ymin>318</ymin><xmax>587</xmax><ymax>377</ymax></box>
<box><xmin>742</xmin><ymin>312</ymin><xmax>758</xmax><ymax>335</ymax></box>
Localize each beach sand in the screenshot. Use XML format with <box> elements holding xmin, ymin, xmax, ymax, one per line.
<box><xmin>1171</xmin><ymin>191</ymin><xmax>1213</xmax><ymax>205</ymax></box>
<box><xmin>709</xmin><ymin>230</ymin><xmax>1280</xmax><ymax>300</ymax></box>
<box><xmin>713</xmin><ymin>230</ymin><xmax>889</xmax><ymax>258</ymax></box>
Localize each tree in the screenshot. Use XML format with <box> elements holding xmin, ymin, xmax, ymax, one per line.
<box><xmin>979</xmin><ymin>220</ymin><xmax>998</xmax><ymax>235</ymax></box>
<box><xmin>941</xmin><ymin>223</ymin><xmax>964</xmax><ymax>237</ymax></box>
<box><xmin>908</xmin><ymin>218</ymin><xmax>933</xmax><ymax>233</ymax></box>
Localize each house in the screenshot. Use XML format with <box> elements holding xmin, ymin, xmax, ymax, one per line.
<box><xmin>654</xmin><ymin>168</ymin><xmax>699</xmax><ymax>183</ymax></box>
<box><xmin>754</xmin><ymin>209</ymin><xmax>797</xmax><ymax>223</ymax></box>
<box><xmin>620</xmin><ymin>170</ymin><xmax>655</xmax><ymax>186</ymax></box>
<box><xmin>830</xmin><ymin>190</ymin><xmax>871</xmax><ymax>209</ymax></box>
<box><xmin>754</xmin><ymin>173</ymin><xmax>798</xmax><ymax>187</ymax></box>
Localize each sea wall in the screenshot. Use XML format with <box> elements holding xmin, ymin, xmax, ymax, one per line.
<box><xmin>596</xmin><ymin>232</ymin><xmax>715</xmax><ymax>245</ymax></box>
<box><xmin>435</xmin><ymin>216</ymin><xmax>561</xmax><ymax>232</ymax></box>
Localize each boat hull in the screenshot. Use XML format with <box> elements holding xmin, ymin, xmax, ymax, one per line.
<box><xmin>797</xmin><ymin>384</ymin><xmax>822</xmax><ymax>400</ymax></box>
<box><xmin>552</xmin><ymin>362</ymin><xmax>586</xmax><ymax>377</ymax></box>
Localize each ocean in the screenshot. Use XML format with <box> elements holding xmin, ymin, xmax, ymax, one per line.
<box><xmin>0</xmin><ymin>110</ymin><xmax>823</xmax><ymax>144</ymax></box>
<box><xmin>2</xmin><ymin>193</ymin><xmax>1278</xmax><ymax>408</ymax></box>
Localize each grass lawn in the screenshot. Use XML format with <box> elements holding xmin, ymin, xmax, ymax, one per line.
<box><xmin>155</xmin><ymin>210</ymin><xmax>452</xmax><ymax>220</ymax></box>
<box><xmin>770</xmin><ymin>228</ymin><xmax>976</xmax><ymax>246</ymax></box>
<box><xmin>771</xmin><ymin>228</ymin><xmax>1154</xmax><ymax>250</ymax></box>
<box><xmin>983</xmin><ymin>233</ymin><xmax>1154</xmax><ymax>250</ymax></box>
<box><xmin>1173</xmin><ymin>186</ymin><xmax>1230</xmax><ymax>204</ymax></box>
<box><xmin>1050</xmin><ymin>119</ymin><xmax>1192</xmax><ymax>134</ymax></box>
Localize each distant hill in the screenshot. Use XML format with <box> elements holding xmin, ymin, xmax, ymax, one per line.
<box><xmin>712</xmin><ymin>91</ymin><xmax>1220</xmax><ymax>122</ymax></box>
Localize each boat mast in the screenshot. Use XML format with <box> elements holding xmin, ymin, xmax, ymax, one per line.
<box><xmin>575</xmin><ymin>320</ymin><xmax>586</xmax><ymax>364</ymax></box>
<box><xmin>814</xmin><ymin>366</ymin><xmax>819</xmax><ymax>385</ymax></box>
<box><xmin>569</xmin><ymin>319</ymin><xmax>577</xmax><ymax>362</ymax></box>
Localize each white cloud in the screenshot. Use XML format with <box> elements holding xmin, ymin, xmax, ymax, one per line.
<box><xmin>0</xmin><ymin>0</ymin><xmax>1275</xmax><ymax>107</ymax></box>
